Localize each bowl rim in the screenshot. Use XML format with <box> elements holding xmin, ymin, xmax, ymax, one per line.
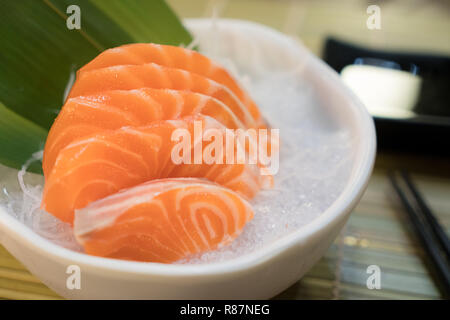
<box><xmin>0</xmin><ymin>18</ymin><xmax>376</xmax><ymax>277</ymax></box>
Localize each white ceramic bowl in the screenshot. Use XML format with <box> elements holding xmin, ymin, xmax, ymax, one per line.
<box><xmin>0</xmin><ymin>19</ymin><xmax>376</xmax><ymax>299</ymax></box>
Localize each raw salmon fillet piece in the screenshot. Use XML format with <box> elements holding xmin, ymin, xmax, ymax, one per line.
<box><xmin>40</xmin><ymin>43</ymin><xmax>275</xmax><ymax>262</ymax></box>
<box><xmin>43</xmin><ymin>88</ymin><xmax>244</xmax><ymax>176</ymax></box>
<box><xmin>41</xmin><ymin>115</ymin><xmax>269</xmax><ymax>224</ymax></box>
<box><xmin>77</xmin><ymin>43</ymin><xmax>265</xmax><ymax>128</ymax></box>
<box><xmin>74</xmin><ymin>178</ymin><xmax>254</xmax><ymax>263</ymax></box>
<box><xmin>67</xmin><ymin>63</ymin><xmax>257</xmax><ymax>129</ymax></box>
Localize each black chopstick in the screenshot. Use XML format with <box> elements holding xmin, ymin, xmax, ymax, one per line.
<box><xmin>400</xmin><ymin>170</ymin><xmax>450</xmax><ymax>258</ymax></box>
<box><xmin>388</xmin><ymin>171</ymin><xmax>450</xmax><ymax>298</ymax></box>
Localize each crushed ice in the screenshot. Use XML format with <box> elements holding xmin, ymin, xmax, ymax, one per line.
<box><xmin>0</xmin><ymin>151</ymin><xmax>81</xmax><ymax>251</ymax></box>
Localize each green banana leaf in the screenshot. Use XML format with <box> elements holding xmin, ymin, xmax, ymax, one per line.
<box><xmin>0</xmin><ymin>0</ymin><xmax>192</xmax><ymax>174</ymax></box>
<box><xmin>0</xmin><ymin>102</ymin><xmax>47</xmax><ymax>174</ymax></box>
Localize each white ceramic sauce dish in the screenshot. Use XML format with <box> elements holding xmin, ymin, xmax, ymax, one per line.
<box><xmin>0</xmin><ymin>19</ymin><xmax>376</xmax><ymax>299</ymax></box>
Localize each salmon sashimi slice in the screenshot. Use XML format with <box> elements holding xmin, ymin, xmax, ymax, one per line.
<box><xmin>67</xmin><ymin>63</ymin><xmax>257</xmax><ymax>129</ymax></box>
<box><xmin>42</xmin><ymin>88</ymin><xmax>245</xmax><ymax>176</ymax></box>
<box><xmin>77</xmin><ymin>43</ymin><xmax>265</xmax><ymax>128</ymax></box>
<box><xmin>41</xmin><ymin>115</ymin><xmax>270</xmax><ymax>224</ymax></box>
<box><xmin>74</xmin><ymin>178</ymin><xmax>254</xmax><ymax>263</ymax></box>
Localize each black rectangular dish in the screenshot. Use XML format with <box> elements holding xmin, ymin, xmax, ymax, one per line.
<box><xmin>323</xmin><ymin>38</ymin><xmax>450</xmax><ymax>156</ymax></box>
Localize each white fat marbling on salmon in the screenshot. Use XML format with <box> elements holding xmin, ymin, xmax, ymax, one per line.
<box><xmin>74</xmin><ymin>178</ymin><xmax>252</xmax><ymax>244</ymax></box>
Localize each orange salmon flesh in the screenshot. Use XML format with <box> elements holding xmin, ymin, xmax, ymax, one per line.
<box><xmin>41</xmin><ymin>43</ymin><xmax>275</xmax><ymax>262</ymax></box>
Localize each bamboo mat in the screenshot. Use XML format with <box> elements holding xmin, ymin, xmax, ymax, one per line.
<box><xmin>276</xmin><ymin>163</ymin><xmax>450</xmax><ymax>299</ymax></box>
<box><xmin>0</xmin><ymin>153</ymin><xmax>448</xmax><ymax>300</ymax></box>
<box><xmin>0</xmin><ymin>246</ymin><xmax>61</xmax><ymax>300</ymax></box>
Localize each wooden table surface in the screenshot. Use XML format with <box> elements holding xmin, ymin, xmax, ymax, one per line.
<box><xmin>1</xmin><ymin>0</ymin><xmax>449</xmax><ymax>300</ymax></box>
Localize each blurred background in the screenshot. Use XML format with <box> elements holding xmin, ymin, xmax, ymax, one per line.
<box><xmin>168</xmin><ymin>0</ymin><xmax>450</xmax><ymax>56</ymax></box>
<box><xmin>170</xmin><ymin>0</ymin><xmax>450</xmax><ymax>152</ymax></box>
